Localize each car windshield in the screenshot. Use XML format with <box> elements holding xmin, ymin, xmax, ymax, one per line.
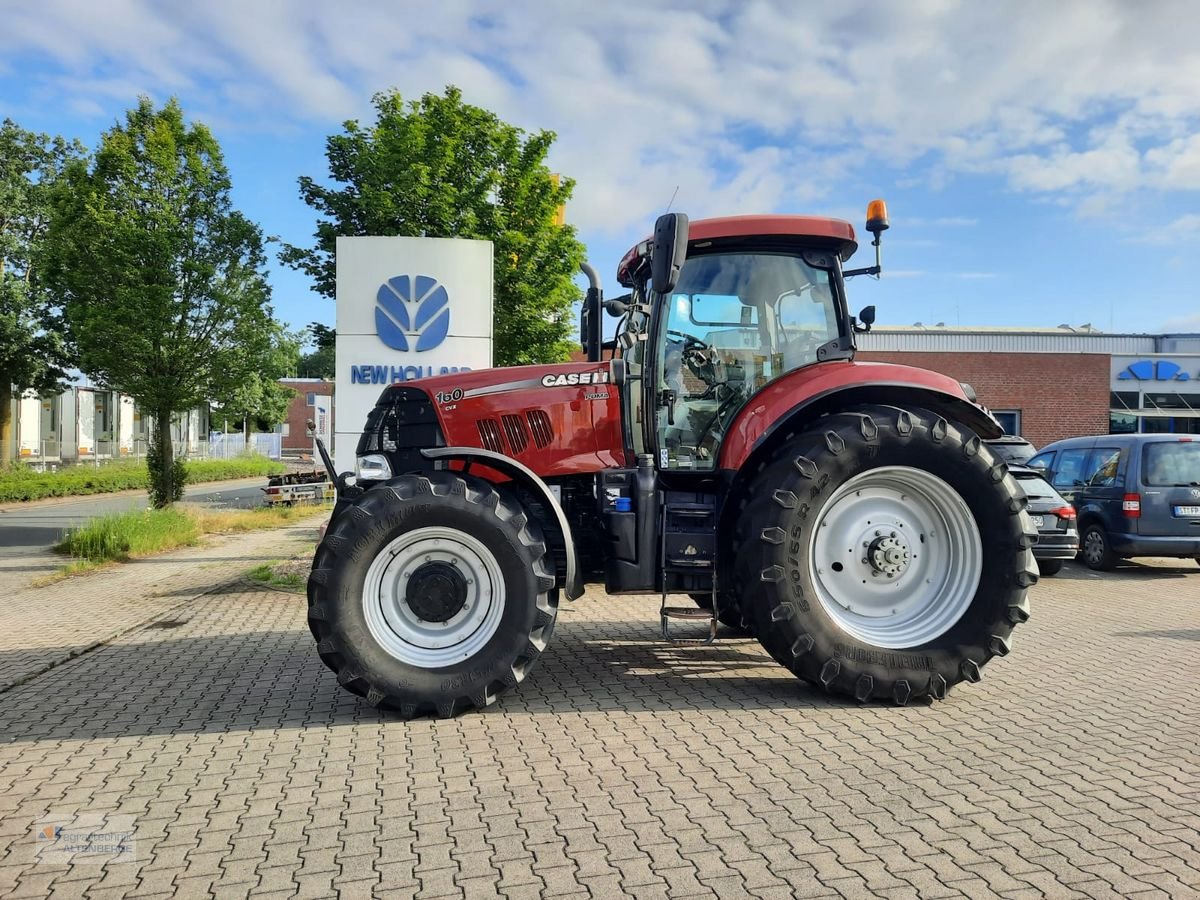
<box><xmin>1142</xmin><ymin>441</ymin><xmax>1200</xmax><ymax>486</ymax></box>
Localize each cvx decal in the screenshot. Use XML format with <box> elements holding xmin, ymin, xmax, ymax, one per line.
<box><xmin>375</xmin><ymin>275</ymin><xmax>451</xmax><ymax>352</ymax></box>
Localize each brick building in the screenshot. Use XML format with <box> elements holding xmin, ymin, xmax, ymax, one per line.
<box><xmin>279</xmin><ymin>378</ymin><xmax>334</xmax><ymax>457</ymax></box>
<box><xmin>857</xmin><ymin>327</ymin><xmax>1200</xmax><ymax>449</ymax></box>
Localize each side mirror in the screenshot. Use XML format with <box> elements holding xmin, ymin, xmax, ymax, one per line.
<box><xmin>651</xmin><ymin>213</ymin><xmax>689</xmax><ymax>295</ymax></box>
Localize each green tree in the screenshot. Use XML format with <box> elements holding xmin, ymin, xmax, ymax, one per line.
<box><xmin>43</xmin><ymin>98</ymin><xmax>276</xmax><ymax>506</ymax></box>
<box><xmin>210</xmin><ymin>324</ymin><xmax>301</xmax><ymax>436</ymax></box>
<box><xmin>281</xmin><ymin>86</ymin><xmax>585</xmax><ymax>367</ymax></box>
<box><xmin>297</xmin><ymin>321</ymin><xmax>334</xmax><ymax>378</ymax></box>
<box><xmin>0</xmin><ymin>120</ymin><xmax>82</xmax><ymax>459</ymax></box>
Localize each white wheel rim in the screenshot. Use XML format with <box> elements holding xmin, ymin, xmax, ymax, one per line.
<box><xmin>809</xmin><ymin>466</ymin><xmax>982</xmax><ymax>649</ymax></box>
<box><xmin>362</xmin><ymin>526</ymin><xmax>506</xmax><ymax>668</ymax></box>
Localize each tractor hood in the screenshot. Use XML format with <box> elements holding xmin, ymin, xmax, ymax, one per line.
<box><xmin>370</xmin><ymin>360</ymin><xmax>628</xmax><ymax>478</ymax></box>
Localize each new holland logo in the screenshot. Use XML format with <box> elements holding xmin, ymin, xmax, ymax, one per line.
<box><xmin>1117</xmin><ymin>359</ymin><xmax>1192</xmax><ymax>382</ymax></box>
<box><xmin>375</xmin><ymin>275</ymin><xmax>451</xmax><ymax>352</ymax></box>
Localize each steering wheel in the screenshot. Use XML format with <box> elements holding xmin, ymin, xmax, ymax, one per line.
<box><xmin>666</xmin><ymin>330</ymin><xmax>719</xmax><ymax>385</ymax></box>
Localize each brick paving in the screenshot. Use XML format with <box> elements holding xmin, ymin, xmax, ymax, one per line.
<box><xmin>0</xmin><ymin>515</ymin><xmax>327</xmax><ymax>691</ymax></box>
<box><xmin>0</xmin><ymin>556</ymin><xmax>1198</xmax><ymax>898</ymax></box>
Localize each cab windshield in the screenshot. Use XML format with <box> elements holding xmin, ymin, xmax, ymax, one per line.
<box><xmin>655</xmin><ymin>252</ymin><xmax>840</xmax><ymax>469</ymax></box>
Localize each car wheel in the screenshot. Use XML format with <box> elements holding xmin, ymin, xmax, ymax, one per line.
<box><xmin>1037</xmin><ymin>559</ymin><xmax>1063</xmax><ymax>577</ymax></box>
<box><xmin>1081</xmin><ymin>524</ymin><xmax>1116</xmax><ymax>571</ymax></box>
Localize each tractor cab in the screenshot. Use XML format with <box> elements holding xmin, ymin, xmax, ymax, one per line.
<box><xmin>594</xmin><ymin>211</ymin><xmax>884</xmax><ymax>472</ymax></box>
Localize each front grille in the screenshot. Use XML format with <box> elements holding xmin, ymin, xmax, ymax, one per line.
<box><xmin>477</xmin><ymin>418</ymin><xmax>503</xmax><ymax>453</ymax></box>
<box><xmin>527</xmin><ymin>410</ymin><xmax>554</xmax><ymax>448</ymax></box>
<box><xmin>501</xmin><ymin>414</ymin><xmax>529</xmax><ymax>454</ymax></box>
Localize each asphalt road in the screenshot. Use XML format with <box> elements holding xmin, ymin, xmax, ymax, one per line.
<box><xmin>0</xmin><ymin>479</ymin><xmax>265</xmax><ymax>557</ymax></box>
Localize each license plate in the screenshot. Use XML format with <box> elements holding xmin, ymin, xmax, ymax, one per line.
<box><xmin>1029</xmin><ymin>515</ymin><xmax>1044</xmax><ymax>529</ymax></box>
<box><xmin>1175</xmin><ymin>505</ymin><xmax>1200</xmax><ymax>517</ymax></box>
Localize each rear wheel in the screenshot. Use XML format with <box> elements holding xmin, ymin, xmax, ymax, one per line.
<box><xmin>1037</xmin><ymin>559</ymin><xmax>1063</xmax><ymax>576</ymax></box>
<box><xmin>1081</xmin><ymin>523</ymin><xmax>1117</xmax><ymax>571</ymax></box>
<box><xmin>308</xmin><ymin>472</ymin><xmax>558</xmax><ymax>718</ymax></box>
<box><xmin>735</xmin><ymin>405</ymin><xmax>1036</xmax><ymax>704</ymax></box>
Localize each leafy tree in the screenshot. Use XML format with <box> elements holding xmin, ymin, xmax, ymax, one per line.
<box><xmin>0</xmin><ymin>120</ymin><xmax>81</xmax><ymax>459</ymax></box>
<box><xmin>43</xmin><ymin>98</ymin><xmax>276</xmax><ymax>506</ymax></box>
<box><xmin>210</xmin><ymin>324</ymin><xmax>301</xmax><ymax>436</ymax></box>
<box><xmin>281</xmin><ymin>86</ymin><xmax>585</xmax><ymax>366</ymax></box>
<box><xmin>298</xmin><ymin>321</ymin><xmax>335</xmax><ymax>378</ymax></box>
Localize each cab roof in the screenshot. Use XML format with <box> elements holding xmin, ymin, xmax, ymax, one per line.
<box><xmin>617</xmin><ymin>214</ymin><xmax>858</xmax><ymax>287</ymax></box>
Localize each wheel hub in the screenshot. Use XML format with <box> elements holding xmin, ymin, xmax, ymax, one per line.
<box><xmin>810</xmin><ymin>466</ymin><xmax>983</xmax><ymax>648</ymax></box>
<box><xmin>406</xmin><ymin>561</ymin><xmax>468</xmax><ymax>622</ymax></box>
<box><xmin>361</xmin><ymin>527</ymin><xmax>506</xmax><ymax>668</ymax></box>
<box><xmin>867</xmin><ymin>533</ymin><xmax>911</xmax><ymax>577</ymax></box>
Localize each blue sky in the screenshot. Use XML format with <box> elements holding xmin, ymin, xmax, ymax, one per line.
<box><xmin>3</xmin><ymin>0</ymin><xmax>1200</xmax><ymax>341</ymax></box>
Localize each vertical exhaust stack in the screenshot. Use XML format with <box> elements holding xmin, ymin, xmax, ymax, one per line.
<box><xmin>579</xmin><ymin>261</ymin><xmax>603</xmax><ymax>362</ymax></box>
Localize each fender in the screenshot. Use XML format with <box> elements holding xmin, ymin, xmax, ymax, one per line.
<box><xmin>718</xmin><ymin>360</ymin><xmax>1002</xmax><ymax>472</ymax></box>
<box><xmin>421</xmin><ymin>446</ymin><xmax>583</xmax><ymax>601</ymax></box>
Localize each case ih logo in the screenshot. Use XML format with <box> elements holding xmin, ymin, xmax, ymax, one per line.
<box><xmin>375</xmin><ymin>275</ymin><xmax>451</xmax><ymax>352</ymax></box>
<box><xmin>1117</xmin><ymin>359</ymin><xmax>1192</xmax><ymax>382</ymax></box>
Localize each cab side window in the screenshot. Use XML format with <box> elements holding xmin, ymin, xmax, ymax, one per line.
<box><xmin>1085</xmin><ymin>448</ymin><xmax>1122</xmax><ymax>488</ymax></box>
<box><xmin>1051</xmin><ymin>449</ymin><xmax>1090</xmax><ymax>488</ymax></box>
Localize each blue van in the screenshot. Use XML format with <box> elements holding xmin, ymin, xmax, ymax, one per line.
<box><xmin>1029</xmin><ymin>434</ymin><xmax>1200</xmax><ymax>570</ymax></box>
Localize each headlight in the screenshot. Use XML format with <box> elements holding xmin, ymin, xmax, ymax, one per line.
<box><xmin>356</xmin><ymin>454</ymin><xmax>392</xmax><ymax>481</ymax></box>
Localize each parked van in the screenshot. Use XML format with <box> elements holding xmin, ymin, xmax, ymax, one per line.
<box><xmin>1029</xmin><ymin>435</ymin><xmax>1200</xmax><ymax>570</ymax></box>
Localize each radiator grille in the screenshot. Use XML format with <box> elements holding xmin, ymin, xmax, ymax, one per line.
<box><xmin>476</xmin><ymin>418</ymin><xmax>503</xmax><ymax>453</ymax></box>
<box><xmin>526</xmin><ymin>410</ymin><xmax>554</xmax><ymax>448</ymax></box>
<box><xmin>501</xmin><ymin>414</ymin><xmax>529</xmax><ymax>454</ymax></box>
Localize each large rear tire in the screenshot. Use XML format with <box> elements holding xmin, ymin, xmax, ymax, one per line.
<box><xmin>734</xmin><ymin>405</ymin><xmax>1036</xmax><ymax>704</ymax></box>
<box><xmin>308</xmin><ymin>472</ymin><xmax>558</xmax><ymax>718</ymax></box>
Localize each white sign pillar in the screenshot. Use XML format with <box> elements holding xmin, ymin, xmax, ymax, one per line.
<box><xmin>334</xmin><ymin>236</ymin><xmax>494</xmax><ymax>473</ymax></box>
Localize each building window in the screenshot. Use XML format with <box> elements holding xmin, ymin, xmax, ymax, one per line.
<box><xmin>280</xmin><ymin>424</ymin><xmax>290</xmax><ymax>437</ymax></box>
<box><xmin>993</xmin><ymin>410</ymin><xmax>1021</xmax><ymax>436</ymax></box>
<box><xmin>306</xmin><ymin>392</ymin><xmax>316</xmax><ymax>406</ymax></box>
<box><xmin>1109</xmin><ymin>412</ymin><xmax>1138</xmax><ymax>434</ymax></box>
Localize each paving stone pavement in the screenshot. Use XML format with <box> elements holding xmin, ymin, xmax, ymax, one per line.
<box><xmin>0</xmin><ymin>514</ymin><xmax>328</xmax><ymax>691</ymax></box>
<box><xmin>0</xmin><ymin>557</ymin><xmax>1197</xmax><ymax>898</ymax></box>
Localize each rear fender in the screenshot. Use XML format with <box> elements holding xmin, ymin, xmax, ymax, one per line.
<box><xmin>718</xmin><ymin>362</ymin><xmax>1001</xmax><ymax>474</ymax></box>
<box><xmin>716</xmin><ymin>378</ymin><xmax>1003</xmax><ymax>572</ymax></box>
<box><xmin>421</xmin><ymin>446</ymin><xmax>583</xmax><ymax>600</ymax></box>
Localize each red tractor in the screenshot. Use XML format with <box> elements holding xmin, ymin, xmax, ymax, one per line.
<box><xmin>309</xmin><ymin>203</ymin><xmax>1036</xmax><ymax>717</ymax></box>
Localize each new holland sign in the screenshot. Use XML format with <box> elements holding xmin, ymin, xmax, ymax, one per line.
<box><xmin>335</xmin><ymin>236</ymin><xmax>493</xmax><ymax>471</ymax></box>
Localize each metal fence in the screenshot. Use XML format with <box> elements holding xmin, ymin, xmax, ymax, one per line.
<box><xmin>13</xmin><ymin>433</ymin><xmax>282</xmax><ymax>470</ymax></box>
<box><xmin>207</xmin><ymin>432</ymin><xmax>282</xmax><ymax>460</ymax></box>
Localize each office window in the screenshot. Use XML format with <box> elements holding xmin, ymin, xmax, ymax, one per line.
<box><xmin>993</xmin><ymin>410</ymin><xmax>1021</xmax><ymax>436</ymax></box>
<box><xmin>306</xmin><ymin>392</ymin><xmax>316</xmax><ymax>406</ymax></box>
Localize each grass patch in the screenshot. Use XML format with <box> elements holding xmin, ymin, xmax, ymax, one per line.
<box><xmin>246</xmin><ymin>561</ymin><xmax>307</xmax><ymax>592</ymax></box>
<box><xmin>53</xmin><ymin>502</ymin><xmax>329</xmax><ymax>574</ymax></box>
<box><xmin>0</xmin><ymin>455</ymin><xmax>286</xmax><ymax>503</ymax></box>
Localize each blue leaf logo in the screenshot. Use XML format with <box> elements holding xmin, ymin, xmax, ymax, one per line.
<box><xmin>375</xmin><ymin>275</ymin><xmax>451</xmax><ymax>352</ymax></box>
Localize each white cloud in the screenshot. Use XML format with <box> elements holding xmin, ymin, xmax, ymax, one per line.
<box><xmin>1160</xmin><ymin>313</ymin><xmax>1200</xmax><ymax>332</ymax></box>
<box><xmin>4</xmin><ymin>0</ymin><xmax>1200</xmax><ymax>235</ymax></box>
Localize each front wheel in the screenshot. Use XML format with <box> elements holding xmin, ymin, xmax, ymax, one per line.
<box><xmin>735</xmin><ymin>405</ymin><xmax>1037</xmax><ymax>704</ymax></box>
<box><xmin>308</xmin><ymin>472</ymin><xmax>558</xmax><ymax>718</ymax></box>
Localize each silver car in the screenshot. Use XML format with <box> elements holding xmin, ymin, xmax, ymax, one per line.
<box><xmin>1010</xmin><ymin>464</ymin><xmax>1079</xmax><ymax>576</ymax></box>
